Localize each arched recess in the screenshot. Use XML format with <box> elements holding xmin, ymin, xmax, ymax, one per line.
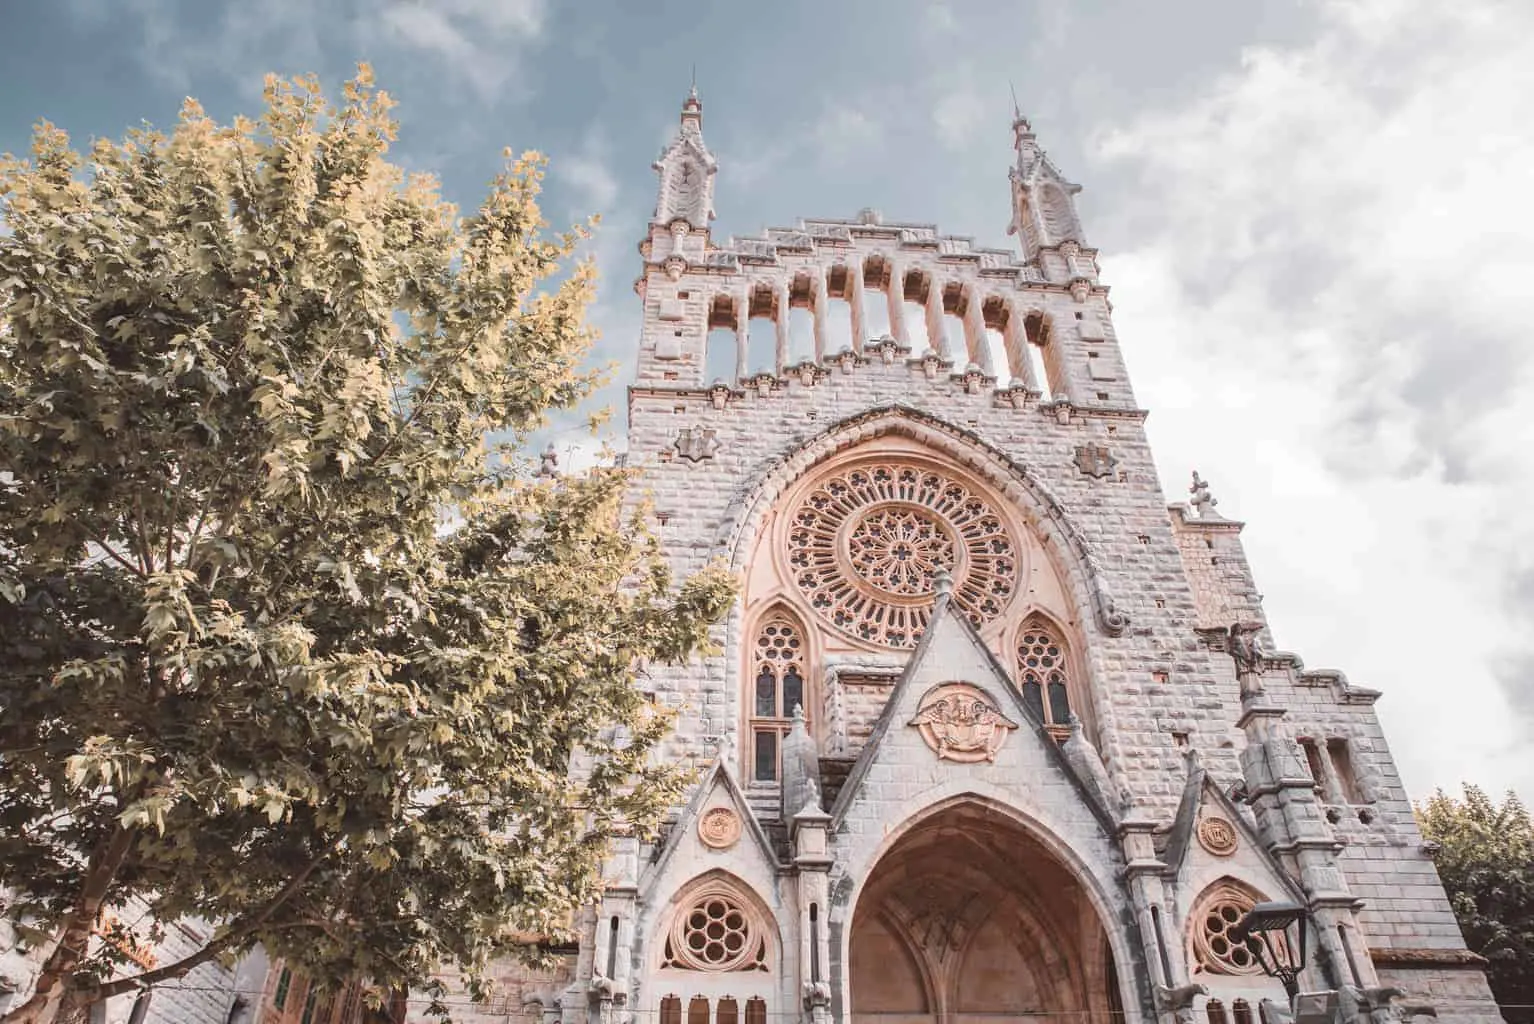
<box><xmin>1184</xmin><ymin>878</ymin><xmax>1291</xmax><ymax>1010</ymax></box>
<box><xmin>842</xmin><ymin>795</ymin><xmax>1143</xmax><ymax>1024</ymax></box>
<box><xmin>718</xmin><ymin>406</ymin><xmax>1127</xmax><ymax>753</ymax></box>
<box><xmin>717</xmin><ymin>407</ymin><xmax>1125</xmax><ymax>635</ymax></box>
<box><xmin>649</xmin><ymin>871</ymin><xmax>783</xmax><ymax>1023</ymax></box>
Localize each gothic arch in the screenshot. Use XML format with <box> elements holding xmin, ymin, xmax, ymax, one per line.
<box><xmin>1010</xmin><ymin>606</ymin><xmax>1094</xmax><ymax>739</ymax></box>
<box><xmin>713</xmin><ymin>405</ymin><xmax>1128</xmax><ymax>642</ymax></box>
<box><xmin>837</xmin><ymin>792</ymin><xmax>1146</xmax><ymax>1024</ymax></box>
<box><xmin>651</xmin><ymin>869</ymin><xmax>783</xmax><ymax>974</ymax></box>
<box><xmin>741</xmin><ymin>602</ymin><xmax>816</xmax><ymax>782</ymax></box>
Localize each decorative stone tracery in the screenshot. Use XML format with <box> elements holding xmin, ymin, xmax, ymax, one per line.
<box><xmin>786</xmin><ymin>462</ymin><xmax>1019</xmax><ymax>648</ymax></box>
<box><xmin>909</xmin><ymin>682</ymin><xmax>1018</xmax><ymax>763</ymax></box>
<box><xmin>1189</xmin><ymin>882</ymin><xmax>1269</xmax><ymax>977</ymax></box>
<box><xmin>1016</xmin><ymin>620</ymin><xmax>1073</xmax><ymax>728</ymax></box>
<box><xmin>663</xmin><ymin>884</ymin><xmax>769</xmax><ymax>973</ymax></box>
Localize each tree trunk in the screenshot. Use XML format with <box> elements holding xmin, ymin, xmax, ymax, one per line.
<box><xmin>1</xmin><ymin>825</ymin><xmax>135</xmax><ymax>1024</ymax></box>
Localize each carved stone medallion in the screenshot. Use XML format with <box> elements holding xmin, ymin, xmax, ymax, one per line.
<box><xmin>1197</xmin><ymin>815</ymin><xmax>1239</xmax><ymax>857</ymax></box>
<box><xmin>909</xmin><ymin>683</ymin><xmax>1018</xmax><ymax>763</ymax></box>
<box><xmin>698</xmin><ymin>807</ymin><xmax>741</xmax><ymax>850</ymax></box>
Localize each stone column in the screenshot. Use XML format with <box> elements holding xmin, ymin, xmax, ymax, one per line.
<box><xmin>811</xmin><ymin>271</ymin><xmax>829</xmax><ymax>363</ymax></box>
<box><xmin>587</xmin><ymin>834</ymin><xmax>638</xmax><ymax>1024</ymax></box>
<box><xmin>924</xmin><ymin>278</ymin><xmax>949</xmax><ymax>359</ymax></box>
<box><xmin>885</xmin><ymin>258</ymin><xmax>906</xmax><ymax>346</ymax></box>
<box><xmin>1004</xmin><ymin>307</ymin><xmax>1040</xmax><ymax>392</ymax></box>
<box><xmin>794</xmin><ymin>799</ymin><xmax>833</xmax><ymax>1024</ymax></box>
<box><xmin>848</xmin><ymin>262</ymin><xmax>867</xmax><ymax>353</ymax></box>
<box><xmin>961</xmin><ymin>287</ymin><xmax>989</xmax><ymax>372</ymax></box>
<box><xmin>775</xmin><ymin>280</ymin><xmax>792</xmax><ymax>373</ymax></box>
<box><xmin>1121</xmin><ymin>815</ymin><xmax>1199</xmax><ymax>1024</ymax></box>
<box><xmin>735</xmin><ymin>287</ymin><xmax>750</xmax><ymax>382</ymax></box>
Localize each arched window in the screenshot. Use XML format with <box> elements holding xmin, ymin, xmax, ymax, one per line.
<box><xmin>1206</xmin><ymin>999</ymin><xmax>1229</xmax><ymax>1024</ymax></box>
<box><xmin>659</xmin><ymin>996</ymin><xmax>682</xmax><ymax>1024</ymax></box>
<box><xmin>662</xmin><ymin>881</ymin><xmax>771</xmax><ymax>973</ymax></box>
<box><xmin>1232</xmin><ymin>999</ymin><xmax>1254</xmax><ymax>1024</ymax></box>
<box><xmin>1188</xmin><ymin>881</ymin><xmax>1272</xmax><ymax>977</ymax></box>
<box><xmin>1016</xmin><ymin>618</ymin><xmax>1073</xmax><ymax>733</ymax></box>
<box><xmin>750</xmin><ymin>610</ymin><xmax>808</xmax><ymax>782</ymax></box>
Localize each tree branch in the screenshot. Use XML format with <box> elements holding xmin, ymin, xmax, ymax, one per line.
<box><xmin>65</xmin><ymin>845</ymin><xmax>336</xmax><ymax>1006</ymax></box>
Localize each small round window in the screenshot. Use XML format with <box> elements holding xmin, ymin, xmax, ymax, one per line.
<box><xmin>663</xmin><ymin>885</ymin><xmax>769</xmax><ymax>973</ymax></box>
<box><xmin>1190</xmin><ymin>884</ymin><xmax>1270</xmax><ymax>976</ymax></box>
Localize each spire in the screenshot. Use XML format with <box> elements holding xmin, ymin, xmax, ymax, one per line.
<box><xmin>680</xmin><ymin>72</ymin><xmax>702</xmax><ymax>130</ymax></box>
<box><xmin>651</xmin><ymin>77</ymin><xmax>716</xmax><ymax>230</ymax></box>
<box><xmin>1004</xmin><ymin>99</ymin><xmax>1085</xmax><ymax>256</ymax></box>
<box><xmin>1009</xmin><ymin>88</ymin><xmax>1039</xmax><ymax>174</ymax></box>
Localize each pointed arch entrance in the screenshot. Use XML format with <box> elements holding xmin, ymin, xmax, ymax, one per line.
<box><xmin>848</xmin><ymin>801</ymin><xmax>1123</xmax><ymax>1024</ymax></box>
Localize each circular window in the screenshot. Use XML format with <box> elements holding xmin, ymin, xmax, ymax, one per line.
<box><xmin>663</xmin><ymin>887</ymin><xmax>768</xmax><ymax>973</ymax></box>
<box><xmin>1190</xmin><ymin>885</ymin><xmax>1270</xmax><ymax>976</ymax></box>
<box><xmin>786</xmin><ymin>462</ymin><xmax>1019</xmax><ymax>648</ymax></box>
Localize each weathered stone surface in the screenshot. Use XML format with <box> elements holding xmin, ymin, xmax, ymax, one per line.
<box><xmin>415</xmin><ymin>89</ymin><xmax>1498</xmax><ymax>1024</ymax></box>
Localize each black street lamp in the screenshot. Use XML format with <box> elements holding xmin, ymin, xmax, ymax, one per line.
<box><xmin>1232</xmin><ymin>900</ymin><xmax>1310</xmax><ymax>1001</ymax></box>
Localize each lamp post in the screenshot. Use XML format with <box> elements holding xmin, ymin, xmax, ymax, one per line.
<box><xmin>1232</xmin><ymin>901</ymin><xmax>1309</xmax><ymax>1001</ymax></box>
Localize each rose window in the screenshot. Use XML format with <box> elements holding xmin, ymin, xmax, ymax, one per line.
<box><xmin>787</xmin><ymin>463</ymin><xmax>1018</xmax><ymax>648</ymax></box>
<box><xmin>846</xmin><ymin>507</ymin><xmax>955</xmax><ymax>596</ymax></box>
<box><xmin>1190</xmin><ymin>885</ymin><xmax>1271</xmax><ymax>976</ymax></box>
<box><xmin>663</xmin><ymin>887</ymin><xmax>768</xmax><ymax>973</ymax></box>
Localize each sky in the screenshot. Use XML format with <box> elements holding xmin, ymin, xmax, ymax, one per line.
<box><xmin>1</xmin><ymin>0</ymin><xmax>1530</xmax><ymax>803</ymax></box>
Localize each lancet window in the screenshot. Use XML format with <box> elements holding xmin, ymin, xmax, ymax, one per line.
<box><xmin>750</xmin><ymin>610</ymin><xmax>808</xmax><ymax>782</ymax></box>
<box><xmin>1016</xmin><ymin>619</ymin><xmax>1073</xmax><ymax>732</ymax></box>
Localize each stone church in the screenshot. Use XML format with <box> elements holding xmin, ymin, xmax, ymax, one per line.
<box><xmin>447</xmin><ymin>89</ymin><xmax>1504</xmax><ymax>1024</ymax></box>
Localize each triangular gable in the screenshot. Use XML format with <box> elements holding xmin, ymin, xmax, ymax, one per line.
<box><xmin>829</xmin><ymin>587</ymin><xmax>1119</xmax><ymax>834</ymax></box>
<box><xmin>1162</xmin><ymin>750</ymin><xmax>1304</xmax><ymax>905</ymax></box>
<box><xmin>642</xmin><ymin>756</ymin><xmax>780</xmax><ymax>893</ymax></box>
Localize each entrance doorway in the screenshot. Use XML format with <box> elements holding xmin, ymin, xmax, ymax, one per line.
<box><xmin>848</xmin><ymin>801</ymin><xmax>1124</xmax><ymax>1024</ymax></box>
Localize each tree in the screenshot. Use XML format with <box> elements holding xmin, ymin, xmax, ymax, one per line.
<box><xmin>1418</xmin><ymin>785</ymin><xmax>1534</xmax><ymax>1023</ymax></box>
<box><xmin>0</xmin><ymin>67</ymin><xmax>734</xmax><ymax>1023</ymax></box>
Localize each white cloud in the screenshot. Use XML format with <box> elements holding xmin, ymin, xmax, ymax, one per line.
<box><xmin>62</xmin><ymin>0</ymin><xmax>545</xmax><ymax>101</ymax></box>
<box><xmin>930</xmin><ymin>73</ymin><xmax>987</xmax><ymax>150</ymax></box>
<box><xmin>558</xmin><ymin>130</ymin><xmax>619</xmax><ymax>216</ymax></box>
<box><xmin>375</xmin><ymin>0</ymin><xmax>545</xmax><ymax>99</ymax></box>
<box><xmin>1096</xmin><ymin>0</ymin><xmax>1534</xmax><ymax>798</ymax></box>
<box><xmin>812</xmin><ymin>106</ymin><xmax>884</xmax><ymax>166</ymax></box>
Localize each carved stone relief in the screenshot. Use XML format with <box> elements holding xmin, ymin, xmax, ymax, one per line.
<box><xmin>909</xmin><ymin>682</ymin><xmax>1018</xmax><ymax>763</ymax></box>
<box><xmin>698</xmin><ymin>807</ymin><xmax>741</xmax><ymax>850</ymax></box>
<box><xmin>1074</xmin><ymin>444</ymin><xmax>1118</xmax><ymax>479</ymax></box>
<box><xmin>1196</xmin><ymin>815</ymin><xmax>1239</xmax><ymax>857</ymax></box>
<box><xmin>674</xmin><ymin>426</ymin><xmax>720</xmax><ymax>463</ymax></box>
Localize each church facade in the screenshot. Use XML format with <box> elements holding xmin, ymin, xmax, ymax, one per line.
<box><xmin>450</xmin><ymin>90</ymin><xmax>1502</xmax><ymax>1024</ymax></box>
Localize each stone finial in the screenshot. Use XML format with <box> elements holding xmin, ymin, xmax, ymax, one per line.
<box><xmin>537</xmin><ymin>442</ymin><xmax>559</xmax><ymax>478</ymax></box>
<box><xmin>1189</xmin><ymin>470</ymin><xmax>1221</xmax><ymax>519</ymax></box>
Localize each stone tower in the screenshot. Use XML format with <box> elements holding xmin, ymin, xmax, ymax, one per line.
<box><xmin>444</xmin><ymin>90</ymin><xmax>1504</xmax><ymax>1024</ymax></box>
